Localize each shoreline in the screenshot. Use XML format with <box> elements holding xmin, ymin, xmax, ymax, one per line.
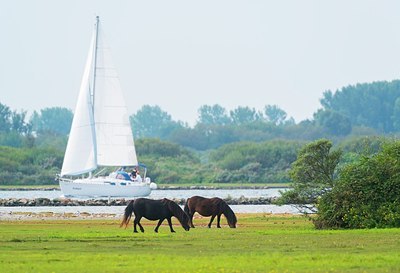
<box><xmin>0</xmin><ymin>185</ymin><xmax>289</xmax><ymax>191</ymax></box>
<box><xmin>0</xmin><ymin>196</ymin><xmax>280</xmax><ymax>206</ymax></box>
<box><xmin>0</xmin><ymin>211</ymin><xmax>299</xmax><ymax>221</ymax></box>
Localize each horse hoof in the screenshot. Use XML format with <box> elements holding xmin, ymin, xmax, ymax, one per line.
<box><xmin>134</xmin><ymin>231</ymin><xmax>138</xmax><ymax>233</ymax></box>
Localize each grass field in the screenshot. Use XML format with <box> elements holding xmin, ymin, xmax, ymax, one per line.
<box><xmin>0</xmin><ymin>214</ymin><xmax>399</xmax><ymax>272</ymax></box>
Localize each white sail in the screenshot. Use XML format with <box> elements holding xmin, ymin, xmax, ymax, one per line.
<box><xmin>93</xmin><ymin>21</ymin><xmax>138</xmax><ymax>167</ymax></box>
<box><xmin>59</xmin><ymin>17</ymin><xmax>157</xmax><ymax>197</ymax></box>
<box><xmin>61</xmin><ymin>35</ymin><xmax>97</xmax><ymax>176</ymax></box>
<box><xmin>61</xmin><ymin>18</ymin><xmax>137</xmax><ymax>176</ymax></box>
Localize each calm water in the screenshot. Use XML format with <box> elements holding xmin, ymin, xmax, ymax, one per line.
<box><xmin>0</xmin><ymin>188</ymin><xmax>285</xmax><ymax>200</ymax></box>
<box><xmin>0</xmin><ymin>188</ymin><xmax>303</xmax><ymax>214</ymax></box>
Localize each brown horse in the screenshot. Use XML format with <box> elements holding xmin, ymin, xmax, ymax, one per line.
<box><xmin>120</xmin><ymin>198</ymin><xmax>190</xmax><ymax>233</ymax></box>
<box><xmin>184</xmin><ymin>196</ymin><xmax>237</xmax><ymax>228</ymax></box>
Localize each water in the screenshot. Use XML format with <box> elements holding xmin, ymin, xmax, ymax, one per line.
<box><xmin>0</xmin><ymin>188</ymin><xmax>302</xmax><ymax>214</ymax></box>
<box><xmin>0</xmin><ymin>188</ymin><xmax>285</xmax><ymax>200</ymax></box>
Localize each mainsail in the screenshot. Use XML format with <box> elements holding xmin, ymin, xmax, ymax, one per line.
<box><xmin>61</xmin><ymin>17</ymin><xmax>137</xmax><ymax>177</ymax></box>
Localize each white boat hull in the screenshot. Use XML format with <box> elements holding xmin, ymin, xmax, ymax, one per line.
<box><xmin>59</xmin><ymin>177</ymin><xmax>156</xmax><ymax>198</ymax></box>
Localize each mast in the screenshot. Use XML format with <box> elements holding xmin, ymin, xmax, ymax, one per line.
<box><xmin>91</xmin><ymin>16</ymin><xmax>100</xmax><ymax>112</ymax></box>
<box><xmin>90</xmin><ymin>16</ymin><xmax>100</xmax><ymax>173</ymax></box>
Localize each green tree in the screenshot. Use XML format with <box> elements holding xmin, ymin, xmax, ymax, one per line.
<box><xmin>313</xmin><ymin>109</ymin><xmax>352</xmax><ymax>136</ymax></box>
<box><xmin>11</xmin><ymin>110</ymin><xmax>31</xmax><ymax>134</ymax></box>
<box><xmin>197</xmin><ymin>104</ymin><xmax>230</xmax><ymax>125</ymax></box>
<box><xmin>392</xmin><ymin>97</ymin><xmax>400</xmax><ymax>131</ymax></box>
<box><xmin>278</xmin><ymin>139</ymin><xmax>342</xmax><ymax>212</ymax></box>
<box><xmin>0</xmin><ymin>102</ymin><xmax>12</xmax><ymax>132</ymax></box>
<box><xmin>320</xmin><ymin>80</ymin><xmax>400</xmax><ymax>133</ymax></box>
<box><xmin>315</xmin><ymin>140</ymin><xmax>400</xmax><ymax>229</ymax></box>
<box><xmin>229</xmin><ymin>106</ymin><xmax>260</xmax><ymax>125</ymax></box>
<box><xmin>30</xmin><ymin>107</ymin><xmax>73</xmax><ymax>136</ymax></box>
<box><xmin>264</xmin><ymin>105</ymin><xmax>287</xmax><ymax>125</ymax></box>
<box><xmin>130</xmin><ymin>105</ymin><xmax>184</xmax><ymax>139</ymax></box>
<box><xmin>0</xmin><ymin>102</ymin><xmax>30</xmax><ymax>134</ymax></box>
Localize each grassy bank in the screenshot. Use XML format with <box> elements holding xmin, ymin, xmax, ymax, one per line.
<box><xmin>0</xmin><ymin>214</ymin><xmax>399</xmax><ymax>272</ymax></box>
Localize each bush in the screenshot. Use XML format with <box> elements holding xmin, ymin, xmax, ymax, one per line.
<box><xmin>315</xmin><ymin>140</ymin><xmax>400</xmax><ymax>229</ymax></box>
<box><xmin>210</xmin><ymin>140</ymin><xmax>302</xmax><ymax>183</ymax></box>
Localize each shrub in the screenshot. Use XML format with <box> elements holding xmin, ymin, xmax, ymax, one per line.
<box><xmin>315</xmin><ymin>140</ymin><xmax>400</xmax><ymax>229</ymax></box>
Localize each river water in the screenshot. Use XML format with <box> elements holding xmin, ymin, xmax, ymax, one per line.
<box><xmin>0</xmin><ymin>188</ymin><xmax>303</xmax><ymax>214</ymax></box>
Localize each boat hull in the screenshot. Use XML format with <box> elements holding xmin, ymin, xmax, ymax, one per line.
<box><xmin>59</xmin><ymin>178</ymin><xmax>154</xmax><ymax>198</ymax></box>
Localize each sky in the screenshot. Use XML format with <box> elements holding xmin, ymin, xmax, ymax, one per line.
<box><xmin>2</xmin><ymin>0</ymin><xmax>400</xmax><ymax>126</ymax></box>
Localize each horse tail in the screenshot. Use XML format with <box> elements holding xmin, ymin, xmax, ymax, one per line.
<box><xmin>120</xmin><ymin>200</ymin><xmax>134</xmax><ymax>228</ymax></box>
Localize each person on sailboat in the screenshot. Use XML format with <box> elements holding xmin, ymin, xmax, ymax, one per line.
<box><xmin>135</xmin><ymin>170</ymin><xmax>143</xmax><ymax>182</ymax></box>
<box><xmin>130</xmin><ymin>169</ymin><xmax>142</xmax><ymax>182</ymax></box>
<box><xmin>129</xmin><ymin>170</ymin><xmax>137</xmax><ymax>181</ymax></box>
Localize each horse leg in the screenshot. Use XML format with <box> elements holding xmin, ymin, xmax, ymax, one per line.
<box><xmin>138</xmin><ymin>221</ymin><xmax>145</xmax><ymax>233</ymax></box>
<box><xmin>217</xmin><ymin>213</ymin><xmax>222</xmax><ymax>228</ymax></box>
<box><xmin>189</xmin><ymin>211</ymin><xmax>195</xmax><ymax>228</ymax></box>
<box><xmin>167</xmin><ymin>217</ymin><xmax>175</xmax><ymax>233</ymax></box>
<box><xmin>208</xmin><ymin>215</ymin><xmax>216</xmax><ymax>228</ymax></box>
<box><xmin>134</xmin><ymin>216</ymin><xmax>144</xmax><ymax>233</ymax></box>
<box><xmin>154</xmin><ymin>219</ymin><xmax>164</xmax><ymax>233</ymax></box>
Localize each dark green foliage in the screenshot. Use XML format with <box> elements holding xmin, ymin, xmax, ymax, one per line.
<box><xmin>278</xmin><ymin>139</ymin><xmax>342</xmax><ymax>207</ymax></box>
<box><xmin>210</xmin><ymin>140</ymin><xmax>302</xmax><ymax>183</ymax></box>
<box><xmin>0</xmin><ymin>146</ymin><xmax>63</xmax><ymax>185</ymax></box>
<box><xmin>134</xmin><ymin>138</ymin><xmax>207</xmax><ymax>184</ymax></box>
<box><xmin>136</xmin><ymin>138</ymin><xmax>198</xmax><ymax>162</ymax></box>
<box><xmin>170</xmin><ymin>124</ymin><xmax>240</xmax><ymax>150</ymax></box>
<box><xmin>338</xmin><ymin>136</ymin><xmax>385</xmax><ymax>154</ymax></box>
<box><xmin>315</xmin><ymin>140</ymin><xmax>400</xmax><ymax>229</ymax></box>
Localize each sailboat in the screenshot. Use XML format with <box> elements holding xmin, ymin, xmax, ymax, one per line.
<box><xmin>58</xmin><ymin>16</ymin><xmax>157</xmax><ymax>197</ymax></box>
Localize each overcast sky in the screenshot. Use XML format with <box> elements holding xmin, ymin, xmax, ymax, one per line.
<box><xmin>2</xmin><ymin>0</ymin><xmax>400</xmax><ymax>125</ymax></box>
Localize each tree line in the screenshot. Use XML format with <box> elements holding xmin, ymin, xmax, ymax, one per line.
<box><xmin>2</xmin><ymin>79</ymin><xmax>400</xmax><ymax>151</ymax></box>
<box><xmin>0</xmin><ymin>79</ymin><xmax>400</xmax><ymax>185</ymax></box>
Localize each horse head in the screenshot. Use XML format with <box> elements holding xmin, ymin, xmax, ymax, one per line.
<box><xmin>165</xmin><ymin>199</ymin><xmax>190</xmax><ymax>231</ymax></box>
<box><xmin>181</xmin><ymin>211</ymin><xmax>191</xmax><ymax>231</ymax></box>
<box><xmin>222</xmin><ymin>201</ymin><xmax>237</xmax><ymax>228</ymax></box>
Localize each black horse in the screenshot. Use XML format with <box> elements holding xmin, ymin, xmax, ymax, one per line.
<box><xmin>184</xmin><ymin>196</ymin><xmax>237</xmax><ymax>228</ymax></box>
<box><xmin>120</xmin><ymin>198</ymin><xmax>190</xmax><ymax>233</ymax></box>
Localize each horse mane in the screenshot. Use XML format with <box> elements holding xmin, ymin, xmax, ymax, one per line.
<box><xmin>163</xmin><ymin>198</ymin><xmax>188</xmax><ymax>226</ymax></box>
<box><xmin>120</xmin><ymin>200</ymin><xmax>134</xmax><ymax>228</ymax></box>
<box><xmin>221</xmin><ymin>200</ymin><xmax>237</xmax><ymax>226</ymax></box>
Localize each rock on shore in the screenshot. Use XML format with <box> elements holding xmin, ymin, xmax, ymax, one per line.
<box><xmin>0</xmin><ymin>196</ymin><xmax>278</xmax><ymax>207</ymax></box>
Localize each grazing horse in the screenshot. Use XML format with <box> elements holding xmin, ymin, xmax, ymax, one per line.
<box><xmin>184</xmin><ymin>196</ymin><xmax>237</xmax><ymax>228</ymax></box>
<box><xmin>120</xmin><ymin>198</ymin><xmax>190</xmax><ymax>233</ymax></box>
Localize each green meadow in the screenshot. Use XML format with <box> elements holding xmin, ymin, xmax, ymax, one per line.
<box><xmin>0</xmin><ymin>214</ymin><xmax>399</xmax><ymax>272</ymax></box>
